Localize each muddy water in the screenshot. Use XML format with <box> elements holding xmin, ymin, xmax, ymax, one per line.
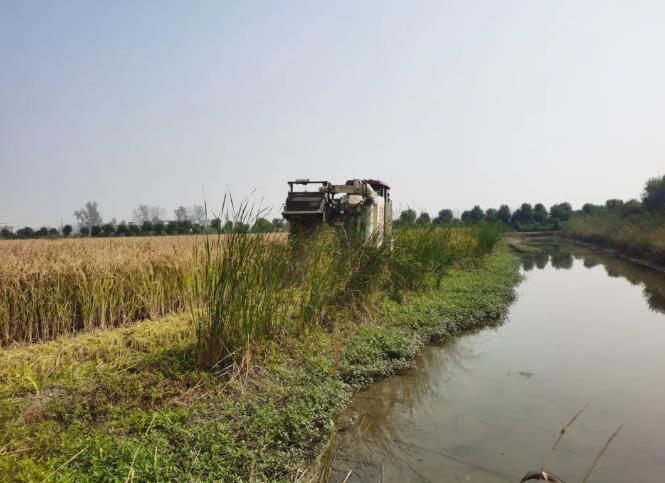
<box><xmin>333</xmin><ymin>243</ymin><xmax>665</xmax><ymax>483</ymax></box>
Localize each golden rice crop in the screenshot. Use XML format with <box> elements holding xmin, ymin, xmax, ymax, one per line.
<box><xmin>0</xmin><ymin>223</ymin><xmax>491</xmax><ymax>354</ymax></box>
<box><xmin>0</xmin><ymin>236</ymin><xmax>202</xmax><ymax>345</ymax></box>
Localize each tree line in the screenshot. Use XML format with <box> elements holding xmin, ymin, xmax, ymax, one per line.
<box><xmin>4</xmin><ymin>174</ymin><xmax>663</xmax><ymax>240</ymax></box>
<box><xmin>395</xmin><ymin>201</ymin><xmax>574</xmax><ymax>230</ymax></box>
<box><xmin>577</xmin><ymin>174</ymin><xmax>665</xmax><ymax>217</ymax></box>
<box><xmin>394</xmin><ymin>174</ymin><xmax>665</xmax><ymax>230</ymax></box>
<box><xmin>0</xmin><ymin>202</ymin><xmax>287</xmax><ymax>240</ymax></box>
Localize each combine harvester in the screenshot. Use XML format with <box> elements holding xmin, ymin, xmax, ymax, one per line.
<box><xmin>282</xmin><ymin>179</ymin><xmax>392</xmax><ymax>246</ymax></box>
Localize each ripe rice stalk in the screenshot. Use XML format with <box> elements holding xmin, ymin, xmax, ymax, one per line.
<box><xmin>0</xmin><ymin>236</ymin><xmax>199</xmax><ymax>346</ymax></box>
<box><xmin>1</xmin><ymin>205</ymin><xmax>498</xmax><ymax>357</ymax></box>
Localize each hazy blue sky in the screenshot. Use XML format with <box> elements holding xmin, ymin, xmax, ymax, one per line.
<box><xmin>2</xmin><ymin>1</ymin><xmax>664</xmax><ymax>227</ymax></box>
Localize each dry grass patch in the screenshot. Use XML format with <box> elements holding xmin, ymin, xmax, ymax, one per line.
<box><xmin>567</xmin><ymin>213</ymin><xmax>665</xmax><ymax>263</ymax></box>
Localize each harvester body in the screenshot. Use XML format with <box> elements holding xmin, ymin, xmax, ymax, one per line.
<box><xmin>282</xmin><ymin>179</ymin><xmax>392</xmax><ymax>246</ymax></box>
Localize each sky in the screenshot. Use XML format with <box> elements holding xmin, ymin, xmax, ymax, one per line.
<box><xmin>1</xmin><ymin>1</ymin><xmax>664</xmax><ymax>228</ymax></box>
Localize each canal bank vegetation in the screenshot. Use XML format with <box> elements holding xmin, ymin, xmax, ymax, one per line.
<box><xmin>0</xmin><ymin>212</ymin><xmax>521</xmax><ymax>481</ymax></box>
<box><xmin>566</xmin><ymin>174</ymin><xmax>665</xmax><ymax>265</ymax></box>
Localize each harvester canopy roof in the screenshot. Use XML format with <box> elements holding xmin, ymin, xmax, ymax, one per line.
<box><xmin>364</xmin><ymin>179</ymin><xmax>390</xmax><ymax>189</ymax></box>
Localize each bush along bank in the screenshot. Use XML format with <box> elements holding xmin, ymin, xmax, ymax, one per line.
<box><xmin>0</xmin><ymin>230</ymin><xmax>520</xmax><ymax>481</ymax></box>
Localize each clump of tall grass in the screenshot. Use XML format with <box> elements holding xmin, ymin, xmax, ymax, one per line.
<box><xmin>191</xmin><ymin>210</ymin><xmax>501</xmax><ymax>369</ymax></box>
<box><xmin>386</xmin><ymin>225</ymin><xmax>499</xmax><ymax>297</ymax></box>
<box><xmin>189</xmin><ymin>199</ymin><xmax>295</xmax><ymax>369</ymax></box>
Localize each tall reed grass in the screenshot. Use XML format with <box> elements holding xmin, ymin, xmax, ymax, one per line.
<box><xmin>190</xmin><ymin>203</ymin><xmax>501</xmax><ymax>369</ymax></box>
<box><xmin>190</xmin><ymin>207</ymin><xmax>293</xmax><ymax>368</ymax></box>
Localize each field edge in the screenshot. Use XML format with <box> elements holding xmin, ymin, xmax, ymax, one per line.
<box><xmin>0</xmin><ymin>245</ymin><xmax>521</xmax><ymax>482</ymax></box>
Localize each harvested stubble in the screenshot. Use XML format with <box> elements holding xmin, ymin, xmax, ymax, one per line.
<box><xmin>0</xmin><ymin>236</ymin><xmax>204</xmax><ymax>345</ymax></box>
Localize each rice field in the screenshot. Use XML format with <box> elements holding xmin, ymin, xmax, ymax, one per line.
<box><xmin>0</xmin><ymin>226</ymin><xmax>496</xmax><ymax>353</ymax></box>
<box><xmin>0</xmin><ymin>236</ymin><xmax>203</xmax><ymax>345</ymax></box>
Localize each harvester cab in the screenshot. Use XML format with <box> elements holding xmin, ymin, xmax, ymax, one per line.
<box><xmin>282</xmin><ymin>178</ymin><xmax>392</xmax><ymax>246</ymax></box>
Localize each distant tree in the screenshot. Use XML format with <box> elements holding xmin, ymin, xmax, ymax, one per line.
<box><xmin>128</xmin><ymin>223</ymin><xmax>141</xmax><ymax>236</ymax></box>
<box><xmin>133</xmin><ymin>205</ymin><xmax>165</xmax><ymax>224</ymax></box>
<box><xmin>484</xmin><ymin>208</ymin><xmax>499</xmax><ymax>223</ymax></box>
<box><xmin>102</xmin><ymin>223</ymin><xmax>115</xmax><ymax>237</ymax></box>
<box><xmin>0</xmin><ymin>227</ymin><xmax>12</xmax><ymax>239</ymax></box>
<box><xmin>642</xmin><ymin>174</ymin><xmax>665</xmax><ymax>211</ymax></box>
<box><xmin>133</xmin><ymin>205</ymin><xmax>150</xmax><ymax>223</ymax></box>
<box><xmin>174</xmin><ymin>206</ymin><xmax>189</xmax><ymax>222</ymax></box>
<box><xmin>234</xmin><ymin>222</ymin><xmax>250</xmax><ymax>233</ymax></box>
<box><xmin>62</xmin><ymin>224</ymin><xmax>73</xmax><ymax>237</ymax></box>
<box><xmin>461</xmin><ymin>206</ymin><xmax>484</xmax><ymax>224</ymax></box>
<box><xmin>153</xmin><ymin>220</ymin><xmax>165</xmax><ymax>235</ymax></box>
<box><xmin>74</xmin><ymin>201</ymin><xmax>102</xmax><ymax>229</ymax></box>
<box><xmin>210</xmin><ymin>218</ymin><xmax>222</xmax><ymax>232</ymax></box>
<box><xmin>549</xmin><ymin>202</ymin><xmax>572</xmax><ymax>221</ymax></box>
<box><xmin>605</xmin><ymin>199</ymin><xmax>624</xmax><ymax>210</ymax></box>
<box><xmin>17</xmin><ymin>226</ymin><xmax>35</xmax><ymax>238</ymax></box>
<box><xmin>416</xmin><ymin>212</ymin><xmax>431</xmax><ymax>225</ymax></box>
<box><xmin>252</xmin><ymin>217</ymin><xmax>273</xmax><ymax>233</ymax></box>
<box><xmin>533</xmin><ymin>203</ymin><xmax>548</xmax><ymax>223</ymax></box>
<box><xmin>620</xmin><ymin>198</ymin><xmax>643</xmax><ymax>216</ymax></box>
<box><xmin>188</xmin><ymin>205</ymin><xmax>207</xmax><ymax>226</ymax></box>
<box><xmin>192</xmin><ymin>223</ymin><xmax>203</xmax><ymax>234</ymax></box>
<box><xmin>497</xmin><ymin>205</ymin><xmax>512</xmax><ymax>224</ymax></box>
<box><xmin>165</xmin><ymin>221</ymin><xmax>178</xmax><ymax>235</ymax></box>
<box><xmin>582</xmin><ymin>203</ymin><xmax>601</xmax><ymax>215</ymax></box>
<box><xmin>222</xmin><ymin>220</ymin><xmax>234</xmax><ymax>233</ymax></box>
<box><xmin>141</xmin><ymin>220</ymin><xmax>154</xmax><ymax>235</ymax></box>
<box><xmin>271</xmin><ymin>218</ymin><xmax>286</xmax><ymax>232</ymax></box>
<box><xmin>433</xmin><ymin>209</ymin><xmax>453</xmax><ymax>225</ymax></box>
<box><xmin>48</xmin><ymin>228</ymin><xmax>59</xmax><ymax>237</ymax></box>
<box><xmin>91</xmin><ymin>225</ymin><xmax>102</xmax><ymax>237</ymax></box>
<box><xmin>177</xmin><ymin>219</ymin><xmax>192</xmax><ymax>234</ymax></box>
<box><xmin>398</xmin><ymin>209</ymin><xmax>417</xmax><ymax>226</ymax></box>
<box><xmin>116</xmin><ymin>223</ymin><xmax>129</xmax><ymax>236</ymax></box>
<box><xmin>80</xmin><ymin>226</ymin><xmax>90</xmax><ymax>237</ymax></box>
<box><xmin>36</xmin><ymin>227</ymin><xmax>49</xmax><ymax>237</ymax></box>
<box><xmin>512</xmin><ymin>203</ymin><xmax>534</xmax><ymax>224</ymax></box>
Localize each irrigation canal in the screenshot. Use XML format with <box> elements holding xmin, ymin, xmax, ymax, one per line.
<box><xmin>332</xmin><ymin>242</ymin><xmax>665</xmax><ymax>482</ymax></box>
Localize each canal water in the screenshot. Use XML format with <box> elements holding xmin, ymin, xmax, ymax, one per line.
<box><xmin>332</xmin><ymin>243</ymin><xmax>665</xmax><ymax>483</ymax></box>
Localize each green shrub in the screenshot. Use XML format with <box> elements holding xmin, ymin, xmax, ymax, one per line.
<box><xmin>642</xmin><ymin>174</ymin><xmax>665</xmax><ymax>211</ymax></box>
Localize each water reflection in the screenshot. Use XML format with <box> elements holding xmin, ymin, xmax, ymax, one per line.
<box><xmin>333</xmin><ymin>243</ymin><xmax>665</xmax><ymax>483</ymax></box>
<box><xmin>334</xmin><ymin>336</ymin><xmax>513</xmax><ymax>483</ymax></box>
<box><xmin>516</xmin><ymin>243</ymin><xmax>665</xmax><ymax>313</ymax></box>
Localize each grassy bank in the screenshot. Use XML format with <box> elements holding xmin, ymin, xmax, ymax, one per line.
<box><xmin>0</xmin><ymin>245</ymin><xmax>520</xmax><ymax>481</ymax></box>
<box><xmin>566</xmin><ymin>213</ymin><xmax>665</xmax><ymax>265</ymax></box>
